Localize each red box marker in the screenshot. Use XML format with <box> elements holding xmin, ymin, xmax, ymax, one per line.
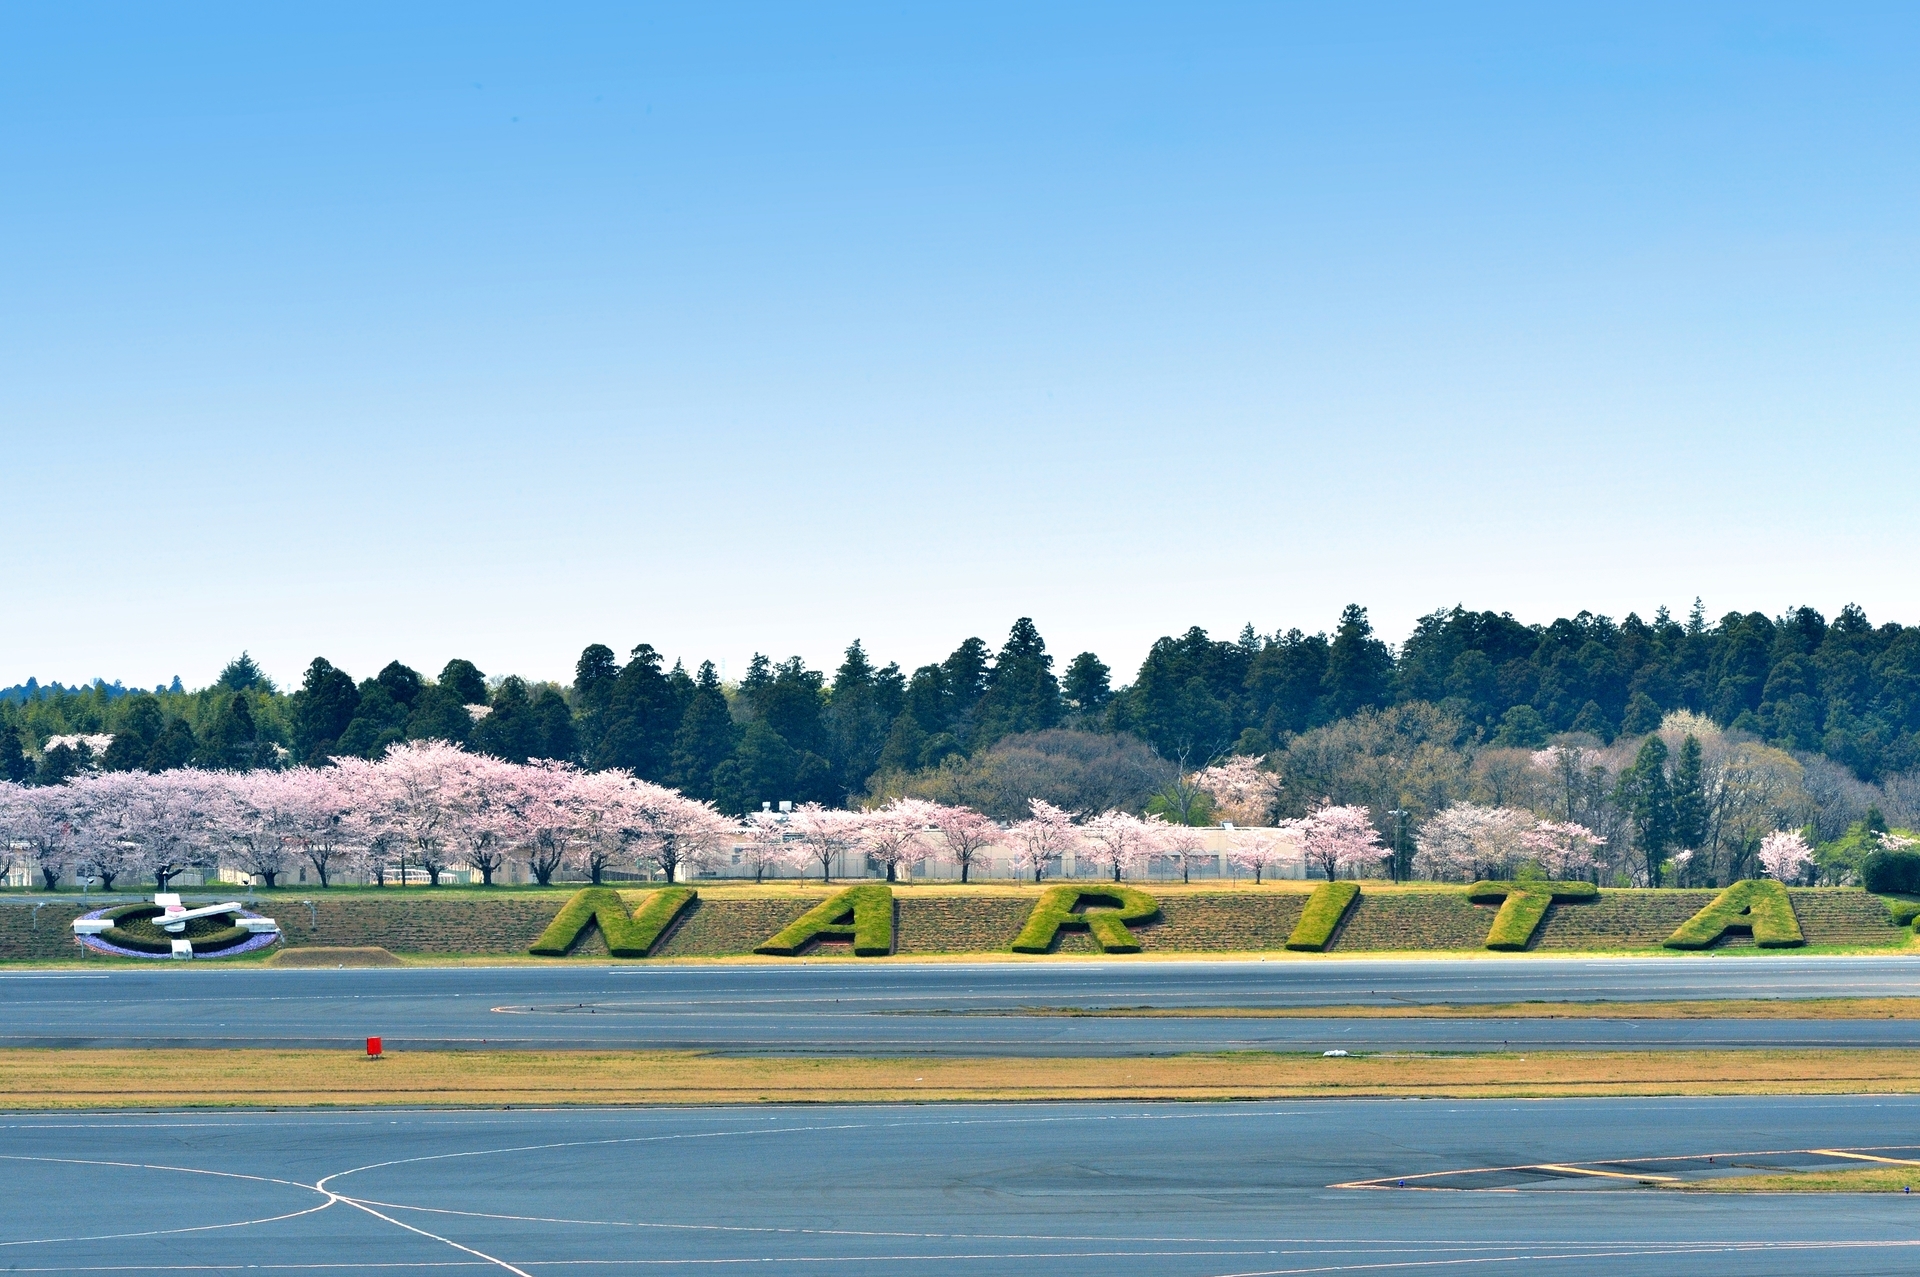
<box><xmin>367</xmin><ymin>1036</ymin><xmax>383</xmax><ymax>1058</ymax></box>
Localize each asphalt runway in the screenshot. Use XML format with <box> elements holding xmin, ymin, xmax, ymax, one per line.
<box><xmin>2</xmin><ymin>956</ymin><xmax>1918</xmax><ymax>1054</ymax></box>
<box><xmin>6</xmin><ymin>1097</ymin><xmax>1920</xmax><ymax>1275</ymax></box>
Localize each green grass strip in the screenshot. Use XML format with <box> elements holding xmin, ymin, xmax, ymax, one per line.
<box><xmin>1879</xmin><ymin>895</ymin><xmax>1920</xmax><ymax>927</ymax></box>
<box><xmin>1465</xmin><ymin>881</ymin><xmax>1599</xmax><ymax>951</ymax></box>
<box><xmin>754</xmin><ymin>884</ymin><xmax>894</xmax><ymax>956</ymax></box>
<box><xmin>528</xmin><ymin>887</ymin><xmax>697</xmax><ymax>957</ymax></box>
<box><xmin>1010</xmin><ymin>886</ymin><xmax>1160</xmax><ymax>954</ymax></box>
<box><xmin>1664</xmin><ymin>879</ymin><xmax>1804</xmax><ymax>949</ymax></box>
<box><xmin>1284</xmin><ymin>881</ymin><xmax>1360</xmax><ymax>951</ymax></box>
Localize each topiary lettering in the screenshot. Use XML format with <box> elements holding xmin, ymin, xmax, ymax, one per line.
<box><xmin>1664</xmin><ymin>879</ymin><xmax>1803</xmax><ymax>949</ymax></box>
<box><xmin>530</xmin><ymin>887</ymin><xmax>696</xmax><ymax>957</ymax></box>
<box><xmin>1466</xmin><ymin>880</ymin><xmax>1598</xmax><ymax>950</ymax></box>
<box><xmin>755</xmin><ymin>884</ymin><xmax>894</xmax><ymax>956</ymax></box>
<box><xmin>1011</xmin><ymin>886</ymin><xmax>1160</xmax><ymax>953</ymax></box>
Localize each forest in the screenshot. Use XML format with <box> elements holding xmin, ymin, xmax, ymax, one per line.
<box><xmin>6</xmin><ymin>601</ymin><xmax>1920</xmax><ymax>888</ymax></box>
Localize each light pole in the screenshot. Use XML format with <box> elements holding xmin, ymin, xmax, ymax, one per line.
<box><xmin>1387</xmin><ymin>809</ymin><xmax>1408</xmax><ymax>883</ymax></box>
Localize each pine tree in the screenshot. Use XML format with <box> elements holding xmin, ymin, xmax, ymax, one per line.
<box><xmin>1617</xmin><ymin>736</ymin><xmax>1676</xmax><ymax>885</ymax></box>
<box><xmin>1670</xmin><ymin>733</ymin><xmax>1706</xmax><ymax>852</ymax></box>
<box><xmin>974</xmin><ymin>619</ymin><xmax>1063</xmax><ymax>747</ymax></box>
<box><xmin>670</xmin><ymin>662</ymin><xmax>739</xmax><ymax>799</ymax></box>
<box><xmin>1321</xmin><ymin>604</ymin><xmax>1393</xmax><ymax>717</ymax></box>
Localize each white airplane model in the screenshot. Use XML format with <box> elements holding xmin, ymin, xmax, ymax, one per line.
<box><xmin>74</xmin><ymin>893</ymin><xmax>278</xmax><ymax>957</ymax></box>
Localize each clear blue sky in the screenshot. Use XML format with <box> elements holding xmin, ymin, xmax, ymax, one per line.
<box><xmin>5</xmin><ymin>4</ymin><xmax>1917</xmax><ymax>691</ymax></box>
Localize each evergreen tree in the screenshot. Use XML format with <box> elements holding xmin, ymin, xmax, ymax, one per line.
<box><xmin>826</xmin><ymin>641</ymin><xmax>898</xmax><ymax>789</ymax></box>
<box><xmin>711</xmin><ymin>719</ymin><xmax>796</xmax><ymax>815</ymax></box>
<box><xmin>530</xmin><ymin>685</ymin><xmax>578</xmax><ymax>761</ymax></box>
<box><xmin>1670</xmin><ymin>733</ymin><xmax>1706</xmax><ymax>852</ymax></box>
<box><xmin>1322</xmin><ymin>604</ymin><xmax>1393</xmax><ymax>717</ymax></box>
<box><xmin>406</xmin><ymin>685</ymin><xmax>475</xmax><ymax>745</ymax></box>
<box><xmin>592</xmin><ymin>644</ymin><xmax>680</xmax><ymax>780</ymax></box>
<box><xmin>670</xmin><ymin>662</ymin><xmax>738</xmax><ymax>798</ymax></box>
<box><xmin>375</xmin><ymin>661</ymin><xmax>425</xmax><ymax>708</ymax></box>
<box><xmin>1062</xmin><ymin>652</ymin><xmax>1111</xmax><ymax>715</ymax></box>
<box><xmin>102</xmin><ymin>697</ymin><xmax>163</xmax><ymax>771</ymax></box>
<box><xmin>1617</xmin><ymin>736</ymin><xmax>1676</xmax><ymax>885</ymax></box>
<box><xmin>216</xmin><ymin>652</ymin><xmax>273</xmax><ymax>693</ymax></box>
<box><xmin>974</xmin><ymin>618</ymin><xmax>1063</xmax><ymax>747</ymax></box>
<box><xmin>146</xmin><ymin>719</ymin><xmax>198</xmax><ymax>770</ymax></box>
<box><xmin>0</xmin><ymin>723</ymin><xmax>30</xmax><ymax>783</ymax></box>
<box><xmin>439</xmin><ymin>658</ymin><xmax>489</xmax><ymax>705</ymax></box>
<box><xmin>571</xmin><ymin>644</ymin><xmax>620</xmax><ymax>759</ymax></box>
<box><xmin>290</xmin><ymin>658</ymin><xmax>361</xmax><ymax>763</ymax></box>
<box><xmin>474</xmin><ymin>677</ymin><xmax>543</xmax><ymax>763</ymax></box>
<box><xmin>876</xmin><ymin>710</ymin><xmax>928</xmax><ymax>774</ymax></box>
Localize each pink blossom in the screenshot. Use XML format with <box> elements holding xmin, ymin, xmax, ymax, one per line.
<box><xmin>1294</xmin><ymin>804</ymin><xmax>1388</xmax><ymax>882</ymax></box>
<box><xmin>927</xmin><ymin>804</ymin><xmax>1000</xmax><ymax>884</ymax></box>
<box><xmin>1757</xmin><ymin>829</ymin><xmax>1813</xmax><ymax>884</ymax></box>
<box><xmin>1007</xmin><ymin>799</ymin><xmax>1079</xmax><ymax>883</ymax></box>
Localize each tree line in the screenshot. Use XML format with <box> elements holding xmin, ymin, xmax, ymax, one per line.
<box><xmin>9</xmin><ymin>601</ymin><xmax>1920</xmax><ymax>825</ymax></box>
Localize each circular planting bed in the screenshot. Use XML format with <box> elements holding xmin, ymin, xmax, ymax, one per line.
<box><xmin>76</xmin><ymin>904</ymin><xmax>280</xmax><ymax>959</ymax></box>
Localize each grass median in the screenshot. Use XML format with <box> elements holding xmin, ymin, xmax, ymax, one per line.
<box><xmin>7</xmin><ymin>1047</ymin><xmax>1920</xmax><ymax>1108</ymax></box>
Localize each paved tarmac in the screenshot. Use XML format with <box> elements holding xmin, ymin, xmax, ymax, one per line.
<box><xmin>3</xmin><ymin>955</ymin><xmax>1918</xmax><ymax>1053</ymax></box>
<box><xmin>5</xmin><ymin>1096</ymin><xmax>1920</xmax><ymax>1275</ymax></box>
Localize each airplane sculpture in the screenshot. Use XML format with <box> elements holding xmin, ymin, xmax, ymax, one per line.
<box><xmin>73</xmin><ymin>893</ymin><xmax>278</xmax><ymax>957</ymax></box>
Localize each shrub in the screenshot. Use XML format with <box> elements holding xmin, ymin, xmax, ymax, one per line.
<box><xmin>1663</xmin><ymin>879</ymin><xmax>1803</xmax><ymax>949</ymax></box>
<box><xmin>1285</xmin><ymin>881</ymin><xmax>1359</xmax><ymax>951</ymax></box>
<box><xmin>1010</xmin><ymin>886</ymin><xmax>1160</xmax><ymax>953</ymax></box>
<box><xmin>755</xmin><ymin>884</ymin><xmax>893</xmax><ymax>956</ymax></box>
<box><xmin>1863</xmin><ymin>847</ymin><xmax>1920</xmax><ymax>895</ymax></box>
<box><xmin>100</xmin><ymin>903</ymin><xmax>253</xmax><ymax>954</ymax></box>
<box><xmin>528</xmin><ymin>887</ymin><xmax>697</xmax><ymax>957</ymax></box>
<box><xmin>1884</xmin><ymin>897</ymin><xmax>1920</xmax><ymax>927</ymax></box>
<box><xmin>1466</xmin><ymin>881</ymin><xmax>1598</xmax><ymax>951</ymax></box>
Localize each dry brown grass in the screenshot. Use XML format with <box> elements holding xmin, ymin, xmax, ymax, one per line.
<box><xmin>1688</xmin><ymin>1165</ymin><xmax>1920</xmax><ymax>1192</ymax></box>
<box><xmin>1019</xmin><ymin>997</ymin><xmax>1920</xmax><ymax>1020</ymax></box>
<box><xmin>5</xmin><ymin>1048</ymin><xmax>1920</xmax><ymax>1109</ymax></box>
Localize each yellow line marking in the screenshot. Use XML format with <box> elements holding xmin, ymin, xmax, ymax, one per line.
<box><xmin>1536</xmin><ymin>1163</ymin><xmax>1678</xmax><ymax>1182</ymax></box>
<box><xmin>1811</xmin><ymin>1149</ymin><xmax>1920</xmax><ymax>1167</ymax></box>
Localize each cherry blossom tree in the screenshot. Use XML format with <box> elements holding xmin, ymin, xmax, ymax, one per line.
<box><xmin>1159</xmin><ymin>821</ymin><xmax>1213</xmax><ymax>883</ymax></box>
<box><xmin>0</xmin><ymin>782</ymin><xmax>27</xmax><ymax>885</ymax></box>
<box><xmin>13</xmin><ymin>784</ymin><xmax>80</xmax><ymax>889</ymax></box>
<box><xmin>1757</xmin><ymin>829</ymin><xmax>1814</xmax><ymax>884</ymax></box>
<box><xmin>433</xmin><ymin>752</ymin><xmax>515</xmax><ymax>886</ymax></box>
<box><xmin>856</xmin><ymin>798</ymin><xmax>938</xmax><ymax>882</ymax></box>
<box><xmin>1296</xmin><ymin>804</ymin><xmax>1388</xmax><ymax>882</ymax></box>
<box><xmin>276</xmin><ymin>766</ymin><xmax>363</xmax><ymax>887</ymax></box>
<box><xmin>1414</xmin><ymin>805</ymin><xmax>1534</xmax><ymax>881</ymax></box>
<box><xmin>787</xmin><ymin>803</ymin><xmax>861</xmax><ymax>883</ymax></box>
<box><xmin>73</xmin><ymin>771</ymin><xmax>221</xmax><ymax>891</ymax></box>
<box><xmin>1190</xmin><ymin>756</ymin><xmax>1280</xmax><ymax>827</ymax></box>
<box><xmin>928</xmin><ymin>803</ymin><xmax>999</xmax><ymax>883</ymax></box>
<box><xmin>1008</xmin><ymin>798</ymin><xmax>1078</xmax><ymax>883</ymax></box>
<box><xmin>1520</xmin><ymin>820</ymin><xmax>1607</xmax><ymax>881</ymax></box>
<box><xmin>505</xmin><ymin>759</ymin><xmax>588</xmax><ymax>886</ymax></box>
<box><xmin>377</xmin><ymin>741</ymin><xmax>464</xmax><ymax>885</ymax></box>
<box><xmin>209</xmin><ymin>771</ymin><xmax>296</xmax><ymax>888</ymax></box>
<box><xmin>620</xmin><ymin>783</ymin><xmax>735</xmax><ymax>882</ymax></box>
<box><xmin>1228</xmin><ymin>826</ymin><xmax>1301</xmax><ymax>884</ymax></box>
<box><xmin>1080</xmin><ymin>810</ymin><xmax>1159</xmax><ymax>882</ymax></box>
<box><xmin>573</xmin><ymin>769</ymin><xmax>641</xmax><ymax>884</ymax></box>
<box><xmin>739</xmin><ymin>810</ymin><xmax>800</xmax><ymax>882</ymax></box>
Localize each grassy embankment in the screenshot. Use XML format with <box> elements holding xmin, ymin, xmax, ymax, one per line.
<box><xmin>7</xmin><ymin>1048</ymin><xmax>1920</xmax><ymax>1108</ymax></box>
<box><xmin>4</xmin><ymin>881</ymin><xmax>1913</xmax><ymax>964</ymax></box>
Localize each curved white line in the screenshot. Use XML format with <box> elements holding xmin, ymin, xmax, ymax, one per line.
<box><xmin>0</xmin><ymin>1154</ymin><xmax>336</xmax><ymax>1248</ymax></box>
